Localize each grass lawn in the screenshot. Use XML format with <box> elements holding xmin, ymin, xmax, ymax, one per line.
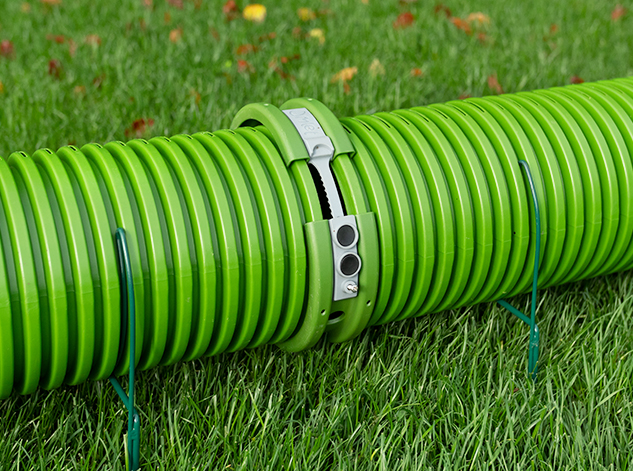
<box><xmin>1</xmin><ymin>0</ymin><xmax>633</xmax><ymax>469</ymax></box>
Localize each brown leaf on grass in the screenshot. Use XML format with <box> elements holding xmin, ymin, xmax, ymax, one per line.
<box><xmin>434</xmin><ymin>3</ymin><xmax>452</xmax><ymax>18</ymax></box>
<box><xmin>41</xmin><ymin>0</ymin><xmax>62</xmax><ymax>5</ymax></box>
<box><xmin>237</xmin><ymin>59</ymin><xmax>254</xmax><ymax>74</ymax></box>
<box><xmin>48</xmin><ymin>59</ymin><xmax>62</xmax><ymax>78</ymax></box>
<box><xmin>393</xmin><ymin>12</ymin><xmax>415</xmax><ymax>29</ymax></box>
<box><xmin>0</xmin><ymin>40</ymin><xmax>14</xmax><ymax>58</ymax></box>
<box><xmin>331</xmin><ymin>66</ymin><xmax>358</xmax><ymax>83</ymax></box>
<box><xmin>450</xmin><ymin>17</ymin><xmax>472</xmax><ymax>35</ymax></box>
<box><xmin>125</xmin><ymin>118</ymin><xmax>155</xmax><ymax>138</ymax></box>
<box><xmin>410</xmin><ymin>67</ymin><xmax>424</xmax><ymax>77</ymax></box>
<box><xmin>297</xmin><ymin>7</ymin><xmax>316</xmax><ymax>21</ymax></box>
<box><xmin>85</xmin><ymin>34</ymin><xmax>101</xmax><ymax>46</ymax></box>
<box><xmin>611</xmin><ymin>4</ymin><xmax>627</xmax><ymax>20</ymax></box>
<box><xmin>570</xmin><ymin>75</ymin><xmax>584</xmax><ymax>84</ymax></box>
<box><xmin>487</xmin><ymin>72</ymin><xmax>504</xmax><ymax>94</ymax></box>
<box><xmin>223</xmin><ymin>0</ymin><xmax>240</xmax><ymax>21</ymax></box>
<box><xmin>143</xmin><ymin>0</ymin><xmax>152</xmax><ymax>7</ymax></box>
<box><xmin>190</xmin><ymin>88</ymin><xmax>201</xmax><ymax>105</ymax></box>
<box><xmin>92</xmin><ymin>73</ymin><xmax>105</xmax><ymax>88</ymax></box>
<box><xmin>193</xmin><ymin>0</ymin><xmax>202</xmax><ymax>9</ymax></box>
<box><xmin>164</xmin><ymin>12</ymin><xmax>172</xmax><ymax>24</ymax></box>
<box><xmin>169</xmin><ymin>28</ymin><xmax>182</xmax><ymax>43</ymax></box>
<box><xmin>46</xmin><ymin>34</ymin><xmax>66</xmax><ymax>44</ymax></box>
<box><xmin>466</xmin><ymin>12</ymin><xmax>490</xmax><ymax>26</ymax></box>
<box><xmin>167</xmin><ymin>0</ymin><xmax>183</xmax><ymax>8</ymax></box>
<box><xmin>243</xmin><ymin>4</ymin><xmax>266</xmax><ymax>23</ymax></box>
<box><xmin>73</xmin><ymin>85</ymin><xmax>86</xmax><ymax>96</ymax></box>
<box><xmin>236</xmin><ymin>43</ymin><xmax>259</xmax><ymax>55</ymax></box>
<box><xmin>550</xmin><ymin>23</ymin><xmax>559</xmax><ymax>34</ymax></box>
<box><xmin>21</xmin><ymin>3</ymin><xmax>31</xmax><ymax>12</ymax></box>
<box><xmin>258</xmin><ymin>31</ymin><xmax>277</xmax><ymax>42</ymax></box>
<box><xmin>369</xmin><ymin>58</ymin><xmax>385</xmax><ymax>77</ymax></box>
<box><xmin>458</xmin><ymin>92</ymin><xmax>471</xmax><ymax>99</ymax></box>
<box><xmin>68</xmin><ymin>39</ymin><xmax>77</xmax><ymax>57</ymax></box>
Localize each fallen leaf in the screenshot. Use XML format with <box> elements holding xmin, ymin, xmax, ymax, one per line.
<box><xmin>68</xmin><ymin>39</ymin><xmax>77</xmax><ymax>57</ymax></box>
<box><xmin>223</xmin><ymin>0</ymin><xmax>240</xmax><ymax>21</ymax></box>
<box><xmin>487</xmin><ymin>72</ymin><xmax>504</xmax><ymax>94</ymax></box>
<box><xmin>369</xmin><ymin>58</ymin><xmax>385</xmax><ymax>77</ymax></box>
<box><xmin>410</xmin><ymin>67</ymin><xmax>424</xmax><ymax>77</ymax></box>
<box><xmin>343</xmin><ymin>82</ymin><xmax>351</xmax><ymax>94</ymax></box>
<box><xmin>466</xmin><ymin>12</ymin><xmax>490</xmax><ymax>26</ymax></box>
<box><xmin>236</xmin><ymin>43</ymin><xmax>259</xmax><ymax>55</ymax></box>
<box><xmin>611</xmin><ymin>4</ymin><xmax>627</xmax><ymax>21</ymax></box>
<box><xmin>450</xmin><ymin>17</ymin><xmax>472</xmax><ymax>35</ymax></box>
<box><xmin>41</xmin><ymin>0</ymin><xmax>62</xmax><ymax>5</ymax></box>
<box><xmin>570</xmin><ymin>75</ymin><xmax>584</xmax><ymax>84</ymax></box>
<box><xmin>393</xmin><ymin>11</ymin><xmax>415</xmax><ymax>29</ymax></box>
<box><xmin>142</xmin><ymin>0</ymin><xmax>152</xmax><ymax>7</ymax></box>
<box><xmin>477</xmin><ymin>32</ymin><xmax>487</xmax><ymax>43</ymax></box>
<box><xmin>193</xmin><ymin>0</ymin><xmax>202</xmax><ymax>9</ymax></box>
<box><xmin>309</xmin><ymin>28</ymin><xmax>325</xmax><ymax>44</ymax></box>
<box><xmin>46</xmin><ymin>34</ymin><xmax>66</xmax><ymax>44</ymax></box>
<box><xmin>280</xmin><ymin>54</ymin><xmax>300</xmax><ymax>63</ymax></box>
<box><xmin>125</xmin><ymin>118</ymin><xmax>155</xmax><ymax>138</ymax></box>
<box><xmin>73</xmin><ymin>85</ymin><xmax>86</xmax><ymax>96</ymax></box>
<box><xmin>169</xmin><ymin>28</ymin><xmax>182</xmax><ymax>43</ymax></box>
<box><xmin>237</xmin><ymin>59</ymin><xmax>254</xmax><ymax>73</ymax></box>
<box><xmin>458</xmin><ymin>92</ymin><xmax>471</xmax><ymax>99</ymax></box>
<box><xmin>164</xmin><ymin>11</ymin><xmax>172</xmax><ymax>24</ymax></box>
<box><xmin>85</xmin><ymin>34</ymin><xmax>101</xmax><ymax>46</ymax></box>
<box><xmin>243</xmin><ymin>4</ymin><xmax>266</xmax><ymax>23</ymax></box>
<box><xmin>433</xmin><ymin>4</ymin><xmax>452</xmax><ymax>18</ymax></box>
<box><xmin>48</xmin><ymin>59</ymin><xmax>62</xmax><ymax>78</ymax></box>
<box><xmin>550</xmin><ymin>23</ymin><xmax>558</xmax><ymax>34</ymax></box>
<box><xmin>190</xmin><ymin>88</ymin><xmax>201</xmax><ymax>105</ymax></box>
<box><xmin>258</xmin><ymin>31</ymin><xmax>276</xmax><ymax>42</ymax></box>
<box><xmin>0</xmin><ymin>40</ymin><xmax>14</xmax><ymax>58</ymax></box>
<box><xmin>297</xmin><ymin>7</ymin><xmax>316</xmax><ymax>21</ymax></box>
<box><xmin>21</xmin><ymin>3</ymin><xmax>31</xmax><ymax>12</ymax></box>
<box><xmin>331</xmin><ymin>66</ymin><xmax>358</xmax><ymax>83</ymax></box>
<box><xmin>167</xmin><ymin>0</ymin><xmax>183</xmax><ymax>8</ymax></box>
<box><xmin>92</xmin><ymin>73</ymin><xmax>105</xmax><ymax>88</ymax></box>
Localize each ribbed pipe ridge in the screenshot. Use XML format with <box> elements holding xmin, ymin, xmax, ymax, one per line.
<box><xmin>1</xmin><ymin>78</ymin><xmax>632</xmax><ymax>398</ymax></box>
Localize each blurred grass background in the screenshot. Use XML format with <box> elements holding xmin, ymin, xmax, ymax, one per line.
<box><xmin>0</xmin><ymin>0</ymin><xmax>632</xmax><ymax>469</ymax></box>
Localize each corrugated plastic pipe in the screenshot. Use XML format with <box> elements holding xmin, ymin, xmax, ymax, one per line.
<box><xmin>1</xmin><ymin>77</ymin><xmax>633</xmax><ymax>399</ymax></box>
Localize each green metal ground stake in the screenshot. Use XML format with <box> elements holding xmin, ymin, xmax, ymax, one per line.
<box><xmin>497</xmin><ymin>161</ymin><xmax>541</xmax><ymax>380</ymax></box>
<box><xmin>109</xmin><ymin>228</ymin><xmax>140</xmax><ymax>471</ymax></box>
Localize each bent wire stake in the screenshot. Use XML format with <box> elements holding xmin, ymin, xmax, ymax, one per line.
<box><xmin>109</xmin><ymin>228</ymin><xmax>141</xmax><ymax>471</ymax></box>
<box><xmin>497</xmin><ymin>161</ymin><xmax>541</xmax><ymax>381</ymax></box>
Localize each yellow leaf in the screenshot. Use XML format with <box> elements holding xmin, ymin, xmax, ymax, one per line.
<box><xmin>309</xmin><ymin>28</ymin><xmax>325</xmax><ymax>44</ymax></box>
<box><xmin>243</xmin><ymin>4</ymin><xmax>267</xmax><ymax>23</ymax></box>
<box><xmin>331</xmin><ymin>66</ymin><xmax>358</xmax><ymax>83</ymax></box>
<box><xmin>297</xmin><ymin>7</ymin><xmax>316</xmax><ymax>21</ymax></box>
<box><xmin>466</xmin><ymin>12</ymin><xmax>490</xmax><ymax>26</ymax></box>
<box><xmin>368</xmin><ymin>58</ymin><xmax>385</xmax><ymax>77</ymax></box>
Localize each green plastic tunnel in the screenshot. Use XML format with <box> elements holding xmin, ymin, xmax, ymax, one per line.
<box><xmin>1</xmin><ymin>77</ymin><xmax>633</xmax><ymax>398</ymax></box>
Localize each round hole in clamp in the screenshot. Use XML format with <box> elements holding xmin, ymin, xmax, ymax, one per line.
<box><xmin>338</xmin><ymin>253</ymin><xmax>361</xmax><ymax>277</ymax></box>
<box><xmin>336</xmin><ymin>224</ymin><xmax>357</xmax><ymax>248</ymax></box>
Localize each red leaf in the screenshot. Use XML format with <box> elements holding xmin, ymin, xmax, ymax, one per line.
<box><xmin>0</xmin><ymin>40</ymin><xmax>15</xmax><ymax>58</ymax></box>
<box><xmin>167</xmin><ymin>0</ymin><xmax>183</xmax><ymax>8</ymax></box>
<box><xmin>450</xmin><ymin>17</ymin><xmax>472</xmax><ymax>35</ymax></box>
<box><xmin>48</xmin><ymin>59</ymin><xmax>62</xmax><ymax>78</ymax></box>
<box><xmin>236</xmin><ymin>44</ymin><xmax>259</xmax><ymax>55</ymax></box>
<box><xmin>237</xmin><ymin>59</ymin><xmax>254</xmax><ymax>74</ymax></box>
<box><xmin>393</xmin><ymin>11</ymin><xmax>415</xmax><ymax>29</ymax></box>
<box><xmin>550</xmin><ymin>23</ymin><xmax>559</xmax><ymax>34</ymax></box>
<box><xmin>611</xmin><ymin>4</ymin><xmax>627</xmax><ymax>21</ymax></box>
<box><xmin>410</xmin><ymin>67</ymin><xmax>424</xmax><ymax>77</ymax></box>
<box><xmin>433</xmin><ymin>4</ymin><xmax>452</xmax><ymax>18</ymax></box>
<box><xmin>125</xmin><ymin>118</ymin><xmax>155</xmax><ymax>138</ymax></box>
<box><xmin>487</xmin><ymin>72</ymin><xmax>504</xmax><ymax>94</ymax></box>
<box><xmin>570</xmin><ymin>75</ymin><xmax>585</xmax><ymax>84</ymax></box>
<box><xmin>223</xmin><ymin>0</ymin><xmax>240</xmax><ymax>21</ymax></box>
<box><xmin>46</xmin><ymin>34</ymin><xmax>66</xmax><ymax>44</ymax></box>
